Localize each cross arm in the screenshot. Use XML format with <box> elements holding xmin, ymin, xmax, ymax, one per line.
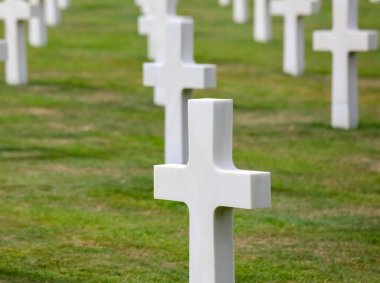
<box><xmin>348</xmin><ymin>30</ymin><xmax>378</xmax><ymax>52</ymax></box>
<box><xmin>0</xmin><ymin>2</ymin><xmax>39</xmax><ymax>19</ymax></box>
<box><xmin>143</xmin><ymin>62</ymin><xmax>162</xmax><ymax>87</ymax></box>
<box><xmin>313</xmin><ymin>30</ymin><xmax>333</xmax><ymax>52</ymax></box>
<box><xmin>154</xmin><ymin>164</ymin><xmax>188</xmax><ymax>203</ymax></box>
<box><xmin>183</xmin><ymin>64</ymin><xmax>216</xmax><ymax>90</ymax></box>
<box><xmin>216</xmin><ymin>169</ymin><xmax>271</xmax><ymax>210</ymax></box>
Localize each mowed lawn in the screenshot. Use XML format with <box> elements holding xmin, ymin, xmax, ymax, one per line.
<box><xmin>0</xmin><ymin>0</ymin><xmax>379</xmax><ymax>282</ymax></box>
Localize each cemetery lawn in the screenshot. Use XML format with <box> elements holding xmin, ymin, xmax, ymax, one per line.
<box><xmin>0</xmin><ymin>0</ymin><xmax>379</xmax><ymax>282</ymax></box>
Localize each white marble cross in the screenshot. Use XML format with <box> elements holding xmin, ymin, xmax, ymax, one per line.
<box><xmin>144</xmin><ymin>18</ymin><xmax>216</xmax><ymax>165</ymax></box>
<box><xmin>58</xmin><ymin>0</ymin><xmax>70</xmax><ymax>9</ymax></box>
<box><xmin>45</xmin><ymin>0</ymin><xmax>60</xmax><ymax>27</ymax></box>
<box><xmin>139</xmin><ymin>0</ymin><xmax>180</xmax><ymax>107</ymax></box>
<box><xmin>0</xmin><ymin>0</ymin><xmax>39</xmax><ymax>85</ymax></box>
<box><xmin>154</xmin><ymin>99</ymin><xmax>271</xmax><ymax>283</ymax></box>
<box><xmin>313</xmin><ymin>0</ymin><xmax>378</xmax><ymax>129</ymax></box>
<box><xmin>271</xmin><ymin>0</ymin><xmax>320</xmax><ymax>76</ymax></box>
<box><xmin>219</xmin><ymin>0</ymin><xmax>230</xmax><ymax>7</ymax></box>
<box><xmin>0</xmin><ymin>40</ymin><xmax>7</xmax><ymax>62</ymax></box>
<box><xmin>138</xmin><ymin>0</ymin><xmax>178</xmax><ymax>61</ymax></box>
<box><xmin>253</xmin><ymin>0</ymin><xmax>272</xmax><ymax>42</ymax></box>
<box><xmin>29</xmin><ymin>0</ymin><xmax>47</xmax><ymax>47</ymax></box>
<box><xmin>233</xmin><ymin>0</ymin><xmax>249</xmax><ymax>24</ymax></box>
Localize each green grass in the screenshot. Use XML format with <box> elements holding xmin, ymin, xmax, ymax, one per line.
<box><xmin>0</xmin><ymin>0</ymin><xmax>379</xmax><ymax>282</ymax></box>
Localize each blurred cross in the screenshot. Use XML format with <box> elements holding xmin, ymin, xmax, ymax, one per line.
<box><xmin>144</xmin><ymin>18</ymin><xmax>216</xmax><ymax>164</ymax></box>
<box><xmin>138</xmin><ymin>0</ymin><xmax>178</xmax><ymax>61</ymax></box>
<box><xmin>0</xmin><ymin>0</ymin><xmax>40</xmax><ymax>84</ymax></box>
<box><xmin>271</xmin><ymin>0</ymin><xmax>320</xmax><ymax>76</ymax></box>
<box><xmin>29</xmin><ymin>0</ymin><xmax>47</xmax><ymax>47</ymax></box>
<box><xmin>45</xmin><ymin>0</ymin><xmax>61</xmax><ymax>27</ymax></box>
<box><xmin>313</xmin><ymin>0</ymin><xmax>378</xmax><ymax>129</ymax></box>
<box><xmin>254</xmin><ymin>0</ymin><xmax>272</xmax><ymax>42</ymax></box>
<box><xmin>233</xmin><ymin>0</ymin><xmax>249</xmax><ymax>23</ymax></box>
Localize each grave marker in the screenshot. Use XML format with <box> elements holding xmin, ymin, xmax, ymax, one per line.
<box><xmin>254</xmin><ymin>0</ymin><xmax>272</xmax><ymax>42</ymax></box>
<box><xmin>139</xmin><ymin>0</ymin><xmax>179</xmax><ymax>106</ymax></box>
<box><xmin>313</xmin><ymin>0</ymin><xmax>378</xmax><ymax>129</ymax></box>
<box><xmin>29</xmin><ymin>0</ymin><xmax>47</xmax><ymax>47</ymax></box>
<box><xmin>138</xmin><ymin>0</ymin><xmax>178</xmax><ymax>61</ymax></box>
<box><xmin>271</xmin><ymin>0</ymin><xmax>320</xmax><ymax>76</ymax></box>
<box><xmin>154</xmin><ymin>99</ymin><xmax>271</xmax><ymax>283</ymax></box>
<box><xmin>233</xmin><ymin>0</ymin><xmax>249</xmax><ymax>24</ymax></box>
<box><xmin>45</xmin><ymin>0</ymin><xmax>60</xmax><ymax>27</ymax></box>
<box><xmin>0</xmin><ymin>0</ymin><xmax>39</xmax><ymax>85</ymax></box>
<box><xmin>144</xmin><ymin>18</ymin><xmax>216</xmax><ymax>164</ymax></box>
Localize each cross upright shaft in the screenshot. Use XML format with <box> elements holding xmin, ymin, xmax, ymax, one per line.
<box><xmin>155</xmin><ymin>99</ymin><xmax>271</xmax><ymax>283</ymax></box>
<box><xmin>271</xmin><ymin>0</ymin><xmax>320</xmax><ymax>76</ymax></box>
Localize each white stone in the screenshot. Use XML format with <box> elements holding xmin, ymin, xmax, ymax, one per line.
<box><xmin>135</xmin><ymin>0</ymin><xmax>149</xmax><ymax>15</ymax></box>
<box><xmin>313</xmin><ymin>0</ymin><xmax>378</xmax><ymax>129</ymax></box>
<box><xmin>29</xmin><ymin>0</ymin><xmax>47</xmax><ymax>47</ymax></box>
<box><xmin>154</xmin><ymin>99</ymin><xmax>271</xmax><ymax>283</ymax></box>
<box><xmin>0</xmin><ymin>40</ymin><xmax>7</xmax><ymax>61</ymax></box>
<box><xmin>219</xmin><ymin>0</ymin><xmax>230</xmax><ymax>7</ymax></box>
<box><xmin>271</xmin><ymin>0</ymin><xmax>320</xmax><ymax>76</ymax></box>
<box><xmin>139</xmin><ymin>0</ymin><xmax>180</xmax><ymax>106</ymax></box>
<box><xmin>45</xmin><ymin>0</ymin><xmax>60</xmax><ymax>27</ymax></box>
<box><xmin>138</xmin><ymin>0</ymin><xmax>178</xmax><ymax>61</ymax></box>
<box><xmin>58</xmin><ymin>0</ymin><xmax>70</xmax><ymax>9</ymax></box>
<box><xmin>233</xmin><ymin>0</ymin><xmax>249</xmax><ymax>24</ymax></box>
<box><xmin>144</xmin><ymin>18</ymin><xmax>216</xmax><ymax>165</ymax></box>
<box><xmin>253</xmin><ymin>0</ymin><xmax>272</xmax><ymax>42</ymax></box>
<box><xmin>0</xmin><ymin>0</ymin><xmax>40</xmax><ymax>85</ymax></box>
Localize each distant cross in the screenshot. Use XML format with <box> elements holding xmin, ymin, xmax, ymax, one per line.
<box><xmin>154</xmin><ymin>99</ymin><xmax>271</xmax><ymax>283</ymax></box>
<box><xmin>144</xmin><ymin>18</ymin><xmax>216</xmax><ymax>164</ymax></box>
<box><xmin>313</xmin><ymin>0</ymin><xmax>378</xmax><ymax>129</ymax></box>
<box><xmin>0</xmin><ymin>0</ymin><xmax>39</xmax><ymax>85</ymax></box>
<box><xmin>0</xmin><ymin>40</ymin><xmax>7</xmax><ymax>62</ymax></box>
<box><xmin>271</xmin><ymin>0</ymin><xmax>320</xmax><ymax>76</ymax></box>
<box><xmin>58</xmin><ymin>0</ymin><xmax>70</xmax><ymax>10</ymax></box>
<box><xmin>139</xmin><ymin>0</ymin><xmax>180</xmax><ymax>106</ymax></box>
<box><xmin>138</xmin><ymin>0</ymin><xmax>178</xmax><ymax>61</ymax></box>
<box><xmin>254</xmin><ymin>0</ymin><xmax>272</xmax><ymax>42</ymax></box>
<box><xmin>219</xmin><ymin>0</ymin><xmax>230</xmax><ymax>7</ymax></box>
<box><xmin>233</xmin><ymin>0</ymin><xmax>249</xmax><ymax>24</ymax></box>
<box><xmin>45</xmin><ymin>0</ymin><xmax>60</xmax><ymax>27</ymax></box>
<box><xmin>29</xmin><ymin>0</ymin><xmax>47</xmax><ymax>47</ymax></box>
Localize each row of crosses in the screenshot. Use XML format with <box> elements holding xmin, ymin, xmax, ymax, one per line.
<box><xmin>135</xmin><ymin>0</ymin><xmax>378</xmax><ymax>281</ymax></box>
<box><xmin>138</xmin><ymin>0</ymin><xmax>378</xmax><ymax>124</ymax></box>
<box><xmin>0</xmin><ymin>0</ymin><xmax>70</xmax><ymax>85</ymax></box>
<box><xmin>137</xmin><ymin>1</ymin><xmax>271</xmax><ymax>282</ymax></box>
